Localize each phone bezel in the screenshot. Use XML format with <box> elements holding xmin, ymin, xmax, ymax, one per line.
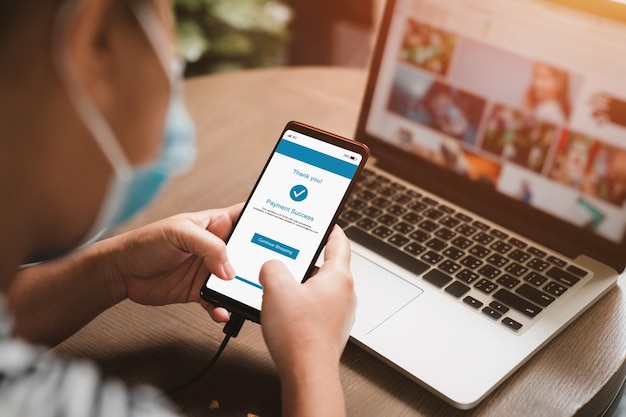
<box><xmin>200</xmin><ymin>121</ymin><xmax>370</xmax><ymax>323</ymax></box>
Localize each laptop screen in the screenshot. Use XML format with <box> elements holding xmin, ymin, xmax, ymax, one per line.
<box><xmin>362</xmin><ymin>0</ymin><xmax>626</xmax><ymax>254</ymax></box>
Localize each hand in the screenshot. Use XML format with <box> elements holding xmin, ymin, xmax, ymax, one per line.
<box><xmin>259</xmin><ymin>225</ymin><xmax>356</xmax><ymax>377</ymax></box>
<box><xmin>107</xmin><ymin>203</ymin><xmax>242</xmax><ymax>323</ymax></box>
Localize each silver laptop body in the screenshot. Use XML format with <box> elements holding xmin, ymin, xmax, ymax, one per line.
<box><xmin>341</xmin><ymin>0</ymin><xmax>626</xmax><ymax>408</ymax></box>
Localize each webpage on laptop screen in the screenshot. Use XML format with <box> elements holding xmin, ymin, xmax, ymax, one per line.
<box><xmin>366</xmin><ymin>0</ymin><xmax>626</xmax><ymax>243</ymax></box>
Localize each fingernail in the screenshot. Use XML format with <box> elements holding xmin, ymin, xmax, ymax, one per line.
<box><xmin>223</xmin><ymin>262</ymin><xmax>236</xmax><ymax>279</ymax></box>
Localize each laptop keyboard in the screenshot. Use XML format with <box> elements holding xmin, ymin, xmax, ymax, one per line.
<box><xmin>338</xmin><ymin>167</ymin><xmax>591</xmax><ymax>333</ymax></box>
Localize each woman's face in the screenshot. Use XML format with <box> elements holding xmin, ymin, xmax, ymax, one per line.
<box><xmin>531</xmin><ymin>63</ymin><xmax>561</xmax><ymax>102</ymax></box>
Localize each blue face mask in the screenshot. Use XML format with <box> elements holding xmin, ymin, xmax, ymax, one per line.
<box><xmin>53</xmin><ymin>1</ymin><xmax>196</xmax><ymax>246</ymax></box>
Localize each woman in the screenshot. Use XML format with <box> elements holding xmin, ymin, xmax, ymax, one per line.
<box><xmin>0</xmin><ymin>0</ymin><xmax>356</xmax><ymax>416</ymax></box>
<box><xmin>524</xmin><ymin>62</ymin><xmax>571</xmax><ymax>125</ymax></box>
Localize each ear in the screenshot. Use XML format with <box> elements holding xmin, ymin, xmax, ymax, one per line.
<box><xmin>60</xmin><ymin>0</ymin><xmax>138</xmax><ymax>115</ymax></box>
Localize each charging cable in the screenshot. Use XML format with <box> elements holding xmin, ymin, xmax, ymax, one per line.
<box><xmin>164</xmin><ymin>313</ymin><xmax>246</xmax><ymax>396</ymax></box>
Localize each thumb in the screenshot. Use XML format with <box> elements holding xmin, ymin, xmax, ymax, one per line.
<box><xmin>259</xmin><ymin>259</ymin><xmax>295</xmax><ymax>293</ymax></box>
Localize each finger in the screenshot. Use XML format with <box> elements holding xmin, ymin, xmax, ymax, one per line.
<box><xmin>259</xmin><ymin>259</ymin><xmax>295</xmax><ymax>293</ymax></box>
<box><xmin>320</xmin><ymin>226</ymin><xmax>352</xmax><ymax>271</ymax></box>
<box><xmin>167</xmin><ymin>220</ymin><xmax>236</xmax><ymax>280</ymax></box>
<box><xmin>180</xmin><ymin>203</ymin><xmax>244</xmax><ymax>241</ymax></box>
<box><xmin>200</xmin><ymin>300</ymin><xmax>231</xmax><ymax>323</ymax></box>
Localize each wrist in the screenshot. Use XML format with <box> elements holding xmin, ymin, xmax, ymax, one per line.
<box><xmin>84</xmin><ymin>236</ymin><xmax>128</xmax><ymax>307</ymax></box>
<box><xmin>278</xmin><ymin>357</ymin><xmax>345</xmax><ymax>417</ymax></box>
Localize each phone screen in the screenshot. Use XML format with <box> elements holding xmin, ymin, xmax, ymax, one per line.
<box><xmin>201</xmin><ymin>122</ymin><xmax>368</xmax><ymax>321</ymax></box>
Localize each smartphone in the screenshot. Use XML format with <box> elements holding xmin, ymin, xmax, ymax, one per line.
<box><xmin>200</xmin><ymin>121</ymin><xmax>369</xmax><ymax>322</ymax></box>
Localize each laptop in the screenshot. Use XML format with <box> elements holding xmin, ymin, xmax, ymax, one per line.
<box><xmin>339</xmin><ymin>0</ymin><xmax>626</xmax><ymax>409</ymax></box>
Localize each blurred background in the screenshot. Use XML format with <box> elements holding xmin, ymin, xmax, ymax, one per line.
<box><xmin>174</xmin><ymin>0</ymin><xmax>383</xmax><ymax>77</ymax></box>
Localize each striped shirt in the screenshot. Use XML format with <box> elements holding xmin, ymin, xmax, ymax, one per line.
<box><xmin>0</xmin><ymin>297</ymin><xmax>178</xmax><ymax>417</ymax></box>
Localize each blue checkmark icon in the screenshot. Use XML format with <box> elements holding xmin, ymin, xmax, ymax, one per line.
<box><xmin>290</xmin><ymin>184</ymin><xmax>309</xmax><ymax>202</ymax></box>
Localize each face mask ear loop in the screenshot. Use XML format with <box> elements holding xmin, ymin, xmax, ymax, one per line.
<box><xmin>129</xmin><ymin>1</ymin><xmax>174</xmax><ymax>82</ymax></box>
<box><xmin>52</xmin><ymin>0</ymin><xmax>133</xmax><ymax>174</ymax></box>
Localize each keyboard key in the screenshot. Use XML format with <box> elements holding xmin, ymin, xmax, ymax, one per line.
<box><xmin>345</xmin><ymin>227</ymin><xmax>429</xmax><ymax>275</ymax></box>
<box><xmin>482</xmin><ymin>306</ymin><xmax>502</xmax><ymax>320</ymax></box>
<box><xmin>546</xmin><ymin>256</ymin><xmax>567</xmax><ymax>268</ymax></box>
<box><xmin>391</xmin><ymin>194</ymin><xmax>412</xmax><ymax>204</ymax></box>
<box><xmin>393</xmin><ymin>222</ymin><xmax>415</xmax><ymax>234</ymax></box>
<box><xmin>490</xmin><ymin>229</ymin><xmax>508</xmax><ymax>240</ymax></box>
<box><xmin>435</xmin><ymin>228</ymin><xmax>456</xmax><ymax>241</ymax></box>
<box><xmin>455</xmin><ymin>212</ymin><xmax>472</xmax><ymax>223</ymax></box>
<box><xmin>426</xmin><ymin>238</ymin><xmax>447</xmax><ymax>251</ymax></box>
<box><xmin>402</xmin><ymin>211</ymin><xmax>422</xmax><ymax>224</ymax></box>
<box><xmin>423</xmin><ymin>208</ymin><xmax>444</xmax><ymax>220</ymax></box>
<box><xmin>336</xmin><ymin>218</ymin><xmax>349</xmax><ymax>229</ymax></box>
<box><xmin>456</xmin><ymin>269</ymin><xmax>480</xmax><ymax>284</ymax></box>
<box><xmin>516</xmin><ymin>284</ymin><xmax>555</xmax><ymax>307</ymax></box>
<box><xmin>389</xmin><ymin>234</ymin><xmax>410</xmax><ymax>247</ymax></box>
<box><xmin>490</xmin><ymin>240</ymin><xmax>513</xmax><ymax>254</ymax></box>
<box><xmin>496</xmin><ymin>274</ymin><xmax>521</xmax><ymax>289</ymax></box>
<box><xmin>356</xmin><ymin>218</ymin><xmax>377</xmax><ymax>230</ymax></box>
<box><xmin>445</xmin><ymin>281</ymin><xmax>471</xmax><ymax>298</ymax></box>
<box><xmin>463</xmin><ymin>296</ymin><xmax>483</xmax><ymax>309</ymax></box>
<box><xmin>486</xmin><ymin>253</ymin><xmax>508</xmax><ymax>267</ymax></box>
<box><xmin>421</xmin><ymin>251</ymin><xmax>443</xmax><ymax>265</ymax></box>
<box><xmin>356</xmin><ymin>189</ymin><xmax>376</xmax><ymax>200</ymax></box>
<box><xmin>527</xmin><ymin>247</ymin><xmax>547</xmax><ymax>258</ymax></box>
<box><xmin>375</xmin><ymin>174</ymin><xmax>390</xmax><ymax>183</ymax></box>
<box><xmin>475</xmin><ymin>279</ymin><xmax>498</xmax><ymax>294</ymax></box>
<box><xmin>473</xmin><ymin>232</ymin><xmax>494</xmax><ymax>245</ymax></box>
<box><xmin>528</xmin><ymin>258</ymin><xmax>550</xmax><ymax>272</ymax></box>
<box><xmin>404</xmin><ymin>242</ymin><xmax>426</xmax><ymax>256</ymax></box>
<box><xmin>472</xmin><ymin>220</ymin><xmax>490</xmax><ymax>231</ymax></box>
<box><xmin>493</xmin><ymin>289</ymin><xmax>542</xmax><ymax>318</ymax></box>
<box><xmin>457</xmin><ymin>224</ymin><xmax>478</xmax><ymax>236</ymax></box>
<box><xmin>508</xmin><ymin>237</ymin><xmax>528</xmax><ymax>249</ymax></box>
<box><xmin>409</xmin><ymin>230</ymin><xmax>430</xmax><ymax>242</ymax></box>
<box><xmin>544</xmin><ymin>281</ymin><xmax>567</xmax><ymax>297</ymax></box>
<box><xmin>341</xmin><ymin>210</ymin><xmax>362</xmax><ymax>223</ymax></box>
<box><xmin>489</xmin><ymin>301</ymin><xmax>510</xmax><ymax>314</ymax></box>
<box><xmin>478</xmin><ymin>265</ymin><xmax>501</xmax><ymax>279</ymax></box>
<box><xmin>524</xmin><ymin>272</ymin><xmax>548</xmax><ymax>287</ymax></box>
<box><xmin>469</xmin><ymin>244</ymin><xmax>491</xmax><ymax>258</ymax></box>
<box><xmin>347</xmin><ymin>199</ymin><xmax>368</xmax><ymax>210</ymax></box>
<box><xmin>371</xmin><ymin>197</ymin><xmax>391</xmax><ymax>208</ymax></box>
<box><xmin>422</xmin><ymin>197</ymin><xmax>438</xmax><ymax>206</ymax></box>
<box><xmin>451</xmin><ymin>236</ymin><xmax>472</xmax><ymax>249</ymax></box>
<box><xmin>443</xmin><ymin>246</ymin><xmax>464</xmax><ymax>260</ymax></box>
<box><xmin>390</xmin><ymin>181</ymin><xmax>406</xmax><ymax>190</ymax></box>
<box><xmin>546</xmin><ymin>267</ymin><xmax>580</xmax><ymax>286</ymax></box>
<box><xmin>506</xmin><ymin>262</ymin><xmax>528</xmax><ymax>277</ymax></box>
<box><xmin>502</xmin><ymin>317</ymin><xmax>523</xmax><ymax>331</ymax></box>
<box><xmin>440</xmin><ymin>216</ymin><xmax>461</xmax><ymax>228</ymax></box>
<box><xmin>461</xmin><ymin>255</ymin><xmax>483</xmax><ymax>270</ymax></box>
<box><xmin>387</xmin><ymin>204</ymin><xmax>407</xmax><ymax>216</ymax></box>
<box><xmin>407</xmin><ymin>189</ymin><xmax>422</xmax><ymax>199</ymax></box>
<box><xmin>363</xmin><ymin>206</ymin><xmax>383</xmax><ymax>218</ymax></box>
<box><xmin>438</xmin><ymin>259</ymin><xmax>461</xmax><ymax>274</ymax></box>
<box><xmin>407</xmin><ymin>201</ymin><xmax>427</xmax><ymax>212</ymax></box>
<box><xmin>438</xmin><ymin>205</ymin><xmax>455</xmax><ymax>214</ymax></box>
<box><xmin>372</xmin><ymin>226</ymin><xmax>393</xmax><ymax>239</ymax></box>
<box><xmin>423</xmin><ymin>269</ymin><xmax>452</xmax><ymax>288</ymax></box>
<box><xmin>566</xmin><ymin>264</ymin><xmax>587</xmax><ymax>277</ymax></box>
<box><xmin>377</xmin><ymin>214</ymin><xmax>397</xmax><ymax>226</ymax></box>
<box><xmin>509</xmin><ymin>249</ymin><xmax>530</xmax><ymax>263</ymax></box>
<box><xmin>419</xmin><ymin>220</ymin><xmax>439</xmax><ymax>232</ymax></box>
<box><xmin>377</xmin><ymin>186</ymin><xmax>396</xmax><ymax>197</ymax></box>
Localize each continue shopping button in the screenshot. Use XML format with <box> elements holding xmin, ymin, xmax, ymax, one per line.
<box><xmin>251</xmin><ymin>233</ymin><xmax>299</xmax><ymax>260</ymax></box>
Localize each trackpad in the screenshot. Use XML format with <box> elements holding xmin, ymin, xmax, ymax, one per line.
<box><xmin>351</xmin><ymin>252</ymin><xmax>423</xmax><ymax>336</ymax></box>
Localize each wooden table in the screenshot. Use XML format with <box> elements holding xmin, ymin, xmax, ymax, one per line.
<box><xmin>52</xmin><ymin>67</ymin><xmax>626</xmax><ymax>417</ymax></box>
